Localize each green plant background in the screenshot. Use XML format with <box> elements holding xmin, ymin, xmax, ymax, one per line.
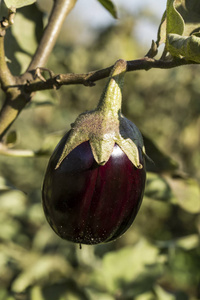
<box><xmin>0</xmin><ymin>2</ymin><xmax>199</xmax><ymax>300</ymax></box>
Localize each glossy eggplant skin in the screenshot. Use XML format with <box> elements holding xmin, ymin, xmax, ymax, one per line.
<box><xmin>42</xmin><ymin>132</ymin><xmax>146</xmax><ymax>245</ymax></box>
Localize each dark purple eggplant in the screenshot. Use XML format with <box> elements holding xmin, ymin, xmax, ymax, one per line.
<box><xmin>42</xmin><ymin>134</ymin><xmax>146</xmax><ymax>245</ymax></box>
<box><xmin>42</xmin><ymin>59</ymin><xmax>146</xmax><ymax>245</ymax></box>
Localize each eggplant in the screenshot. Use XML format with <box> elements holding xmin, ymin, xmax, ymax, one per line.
<box><xmin>42</xmin><ymin>59</ymin><xmax>146</xmax><ymax>245</ymax></box>
<box><xmin>42</xmin><ymin>135</ymin><xmax>146</xmax><ymax>244</ymax></box>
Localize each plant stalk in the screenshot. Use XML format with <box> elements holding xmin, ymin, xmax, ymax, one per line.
<box><xmin>97</xmin><ymin>59</ymin><xmax>127</xmax><ymax>117</ymax></box>
<box><xmin>0</xmin><ymin>35</ymin><xmax>16</xmax><ymax>89</ymax></box>
<box><xmin>27</xmin><ymin>0</ymin><xmax>77</xmax><ymax>71</ymax></box>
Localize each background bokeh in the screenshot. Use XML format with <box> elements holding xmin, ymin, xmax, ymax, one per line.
<box><xmin>0</xmin><ymin>1</ymin><xmax>199</xmax><ymax>299</ymax></box>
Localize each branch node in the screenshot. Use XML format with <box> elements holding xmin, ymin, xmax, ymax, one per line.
<box><xmin>0</xmin><ymin>7</ymin><xmax>16</xmax><ymax>36</ymax></box>
<box><xmin>34</xmin><ymin>67</ymin><xmax>55</xmax><ymax>82</ymax></box>
<box><xmin>83</xmin><ymin>80</ymin><xmax>96</xmax><ymax>87</ymax></box>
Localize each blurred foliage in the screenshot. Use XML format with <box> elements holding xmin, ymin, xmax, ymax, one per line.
<box><xmin>4</xmin><ymin>3</ymin><xmax>44</xmax><ymax>75</ymax></box>
<box><xmin>0</xmin><ymin>1</ymin><xmax>199</xmax><ymax>300</ymax></box>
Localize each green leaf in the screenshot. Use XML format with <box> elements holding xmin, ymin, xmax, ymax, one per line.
<box><xmin>5</xmin><ymin>130</ymin><xmax>18</xmax><ymax>147</ymax></box>
<box><xmin>157</xmin><ymin>0</ymin><xmax>200</xmax><ymax>52</ymax></box>
<box><xmin>0</xmin><ymin>176</ymin><xmax>14</xmax><ymax>190</ymax></box>
<box><xmin>145</xmin><ymin>173</ymin><xmax>173</xmax><ymax>202</ymax></box>
<box><xmin>166</xmin><ymin>0</ymin><xmax>184</xmax><ymax>35</ymax></box>
<box><xmin>156</xmin><ymin>0</ymin><xmax>184</xmax><ymax>48</ymax></box>
<box><xmin>135</xmin><ymin>292</ymin><xmax>155</xmax><ymax>300</ymax></box>
<box><xmin>156</xmin><ymin>11</ymin><xmax>167</xmax><ymax>46</ymax></box>
<box><xmin>85</xmin><ymin>289</ymin><xmax>114</xmax><ymax>300</ymax></box>
<box><xmin>143</xmin><ymin>135</ymin><xmax>179</xmax><ymax>173</ymax></box>
<box><xmin>12</xmin><ymin>255</ymin><xmax>72</xmax><ymax>292</ymax></box>
<box><xmin>166</xmin><ymin>176</ymin><xmax>200</xmax><ymax>213</ymax></box>
<box><xmin>0</xmin><ymin>189</ymin><xmax>27</xmax><ymax>216</ymax></box>
<box><xmin>91</xmin><ymin>239</ymin><xmax>162</xmax><ymax>294</ymax></box>
<box><xmin>39</xmin><ymin>281</ymin><xmax>88</xmax><ymax>300</ymax></box>
<box><xmin>154</xmin><ymin>285</ymin><xmax>176</xmax><ymax>300</ymax></box>
<box><xmin>176</xmin><ymin>0</ymin><xmax>200</xmax><ymax>36</ymax></box>
<box><xmin>168</xmin><ymin>33</ymin><xmax>200</xmax><ymax>62</ymax></box>
<box><xmin>175</xmin><ymin>234</ymin><xmax>200</xmax><ymax>250</ymax></box>
<box><xmin>97</xmin><ymin>0</ymin><xmax>117</xmax><ymax>19</ymax></box>
<box><xmin>4</xmin><ymin>0</ymin><xmax>36</xmax><ymax>9</ymax></box>
<box><xmin>156</xmin><ymin>234</ymin><xmax>200</xmax><ymax>250</ymax></box>
<box><xmin>30</xmin><ymin>286</ymin><xmax>45</xmax><ymax>300</ymax></box>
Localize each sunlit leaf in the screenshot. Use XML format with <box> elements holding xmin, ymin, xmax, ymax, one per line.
<box><xmin>0</xmin><ymin>213</ymin><xmax>21</xmax><ymax>240</ymax></box>
<box><xmin>157</xmin><ymin>11</ymin><xmax>167</xmax><ymax>46</ymax></box>
<box><xmin>4</xmin><ymin>0</ymin><xmax>36</xmax><ymax>9</ymax></box>
<box><xmin>176</xmin><ymin>234</ymin><xmax>199</xmax><ymax>250</ymax></box>
<box><xmin>97</xmin><ymin>0</ymin><xmax>117</xmax><ymax>19</ymax></box>
<box><xmin>166</xmin><ymin>0</ymin><xmax>184</xmax><ymax>36</ymax></box>
<box><xmin>168</xmin><ymin>33</ymin><xmax>200</xmax><ymax>62</ymax></box>
<box><xmin>166</xmin><ymin>176</ymin><xmax>200</xmax><ymax>213</ymax></box>
<box><xmin>135</xmin><ymin>292</ymin><xmax>155</xmax><ymax>300</ymax></box>
<box><xmin>82</xmin><ymin>288</ymin><xmax>114</xmax><ymax>300</ymax></box>
<box><xmin>0</xmin><ymin>176</ymin><xmax>14</xmax><ymax>190</ymax></box>
<box><xmin>12</xmin><ymin>255</ymin><xmax>73</xmax><ymax>292</ymax></box>
<box><xmin>91</xmin><ymin>239</ymin><xmax>162</xmax><ymax>294</ymax></box>
<box><xmin>156</xmin><ymin>0</ymin><xmax>184</xmax><ymax>47</ymax></box>
<box><xmin>154</xmin><ymin>285</ymin><xmax>176</xmax><ymax>300</ymax></box>
<box><xmin>145</xmin><ymin>172</ymin><xmax>173</xmax><ymax>201</ymax></box>
<box><xmin>30</xmin><ymin>285</ymin><xmax>45</xmax><ymax>300</ymax></box>
<box><xmin>157</xmin><ymin>0</ymin><xmax>200</xmax><ymax>51</ymax></box>
<box><xmin>156</xmin><ymin>234</ymin><xmax>200</xmax><ymax>251</ymax></box>
<box><xmin>0</xmin><ymin>189</ymin><xmax>27</xmax><ymax>216</ymax></box>
<box><xmin>32</xmin><ymin>226</ymin><xmax>56</xmax><ymax>251</ymax></box>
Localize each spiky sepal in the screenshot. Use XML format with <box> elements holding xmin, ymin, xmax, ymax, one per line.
<box><xmin>55</xmin><ymin>59</ymin><xmax>145</xmax><ymax>170</ymax></box>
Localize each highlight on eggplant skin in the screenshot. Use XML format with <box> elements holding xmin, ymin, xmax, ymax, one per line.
<box><xmin>42</xmin><ymin>132</ymin><xmax>146</xmax><ymax>245</ymax></box>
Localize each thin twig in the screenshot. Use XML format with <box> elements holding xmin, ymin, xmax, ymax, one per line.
<box><xmin>22</xmin><ymin>57</ymin><xmax>196</xmax><ymax>93</ymax></box>
<box><xmin>0</xmin><ymin>143</ymin><xmax>35</xmax><ymax>157</ymax></box>
<box><xmin>27</xmin><ymin>0</ymin><xmax>77</xmax><ymax>71</ymax></box>
<box><xmin>0</xmin><ymin>8</ymin><xmax>16</xmax><ymax>89</ymax></box>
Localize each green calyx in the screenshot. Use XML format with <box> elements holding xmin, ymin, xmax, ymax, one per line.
<box><xmin>55</xmin><ymin>59</ymin><xmax>145</xmax><ymax>169</ymax></box>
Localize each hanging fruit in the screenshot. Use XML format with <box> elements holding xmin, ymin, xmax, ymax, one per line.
<box><xmin>42</xmin><ymin>59</ymin><xmax>146</xmax><ymax>245</ymax></box>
